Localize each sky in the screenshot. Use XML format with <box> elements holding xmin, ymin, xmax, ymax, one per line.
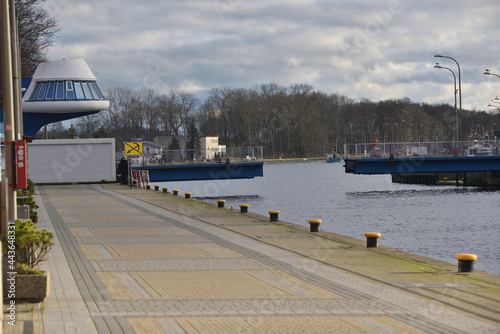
<box><xmin>43</xmin><ymin>0</ymin><xmax>500</xmax><ymax>111</ymax></box>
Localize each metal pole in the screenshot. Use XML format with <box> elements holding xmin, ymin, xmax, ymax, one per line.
<box><xmin>434</xmin><ymin>64</ymin><xmax>458</xmax><ymax>147</ymax></box>
<box><xmin>10</xmin><ymin>0</ymin><xmax>23</xmax><ymax>140</ymax></box>
<box><xmin>435</xmin><ymin>54</ymin><xmax>461</xmax><ymax>140</ymax></box>
<box><xmin>1</xmin><ymin>0</ymin><xmax>17</xmax><ymax>220</ymax></box>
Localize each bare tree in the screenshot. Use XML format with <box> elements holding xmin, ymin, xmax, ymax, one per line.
<box><xmin>102</xmin><ymin>87</ymin><xmax>127</xmax><ymax>144</ymax></box>
<box><xmin>75</xmin><ymin>113</ymin><xmax>100</xmax><ymax>138</ymax></box>
<box><xmin>139</xmin><ymin>88</ymin><xmax>160</xmax><ymax>141</ymax></box>
<box><xmin>0</xmin><ymin>0</ymin><xmax>60</xmax><ymax>85</ymax></box>
<box><xmin>158</xmin><ymin>89</ymin><xmax>198</xmax><ymax>136</ymax></box>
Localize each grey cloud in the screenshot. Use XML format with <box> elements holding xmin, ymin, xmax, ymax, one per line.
<box><xmin>45</xmin><ymin>0</ymin><xmax>500</xmax><ymax>110</ymax></box>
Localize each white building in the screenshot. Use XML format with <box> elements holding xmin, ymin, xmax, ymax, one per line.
<box><xmin>200</xmin><ymin>137</ymin><xmax>219</xmax><ymax>159</ymax></box>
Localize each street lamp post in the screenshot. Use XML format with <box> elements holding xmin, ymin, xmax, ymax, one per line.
<box><xmin>435</xmin><ymin>54</ymin><xmax>461</xmax><ymax>111</ymax></box>
<box><xmin>435</xmin><ymin>54</ymin><xmax>462</xmax><ymax>141</ymax></box>
<box><xmin>484</xmin><ymin>69</ymin><xmax>500</xmax><ymax>79</ymax></box>
<box><xmin>434</xmin><ymin>63</ymin><xmax>458</xmax><ymax>143</ymax></box>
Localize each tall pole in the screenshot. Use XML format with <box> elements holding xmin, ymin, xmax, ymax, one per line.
<box><xmin>1</xmin><ymin>0</ymin><xmax>17</xmax><ymax>220</ymax></box>
<box><xmin>10</xmin><ymin>0</ymin><xmax>23</xmax><ymax>139</ymax></box>
<box><xmin>434</xmin><ymin>64</ymin><xmax>458</xmax><ymax>144</ymax></box>
<box><xmin>435</xmin><ymin>54</ymin><xmax>461</xmax><ymax>140</ymax></box>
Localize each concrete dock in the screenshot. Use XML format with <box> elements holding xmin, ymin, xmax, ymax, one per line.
<box><xmin>4</xmin><ymin>183</ymin><xmax>500</xmax><ymax>333</ymax></box>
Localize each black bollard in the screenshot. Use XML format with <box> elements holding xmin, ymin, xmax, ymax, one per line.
<box><xmin>364</xmin><ymin>232</ymin><xmax>381</xmax><ymax>248</ymax></box>
<box><xmin>308</xmin><ymin>219</ymin><xmax>321</xmax><ymax>232</ymax></box>
<box><xmin>456</xmin><ymin>254</ymin><xmax>477</xmax><ymax>273</ymax></box>
<box><xmin>268</xmin><ymin>210</ymin><xmax>280</xmax><ymax>222</ymax></box>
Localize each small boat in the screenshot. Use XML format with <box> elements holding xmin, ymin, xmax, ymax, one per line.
<box><xmin>465</xmin><ymin>140</ymin><xmax>494</xmax><ymax>157</ymax></box>
<box><xmin>464</xmin><ymin>125</ymin><xmax>496</xmax><ymax>157</ymax></box>
<box><xmin>326</xmin><ymin>153</ymin><xmax>341</xmax><ymax>163</ymax></box>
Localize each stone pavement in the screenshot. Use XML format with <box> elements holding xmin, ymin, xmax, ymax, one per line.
<box><xmin>4</xmin><ymin>183</ymin><xmax>500</xmax><ymax>333</ymax></box>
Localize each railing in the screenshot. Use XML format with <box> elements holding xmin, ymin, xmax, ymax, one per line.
<box><xmin>343</xmin><ymin>141</ymin><xmax>500</xmax><ymax>159</ymax></box>
<box><xmin>117</xmin><ymin>146</ymin><xmax>264</xmax><ymax>167</ymax></box>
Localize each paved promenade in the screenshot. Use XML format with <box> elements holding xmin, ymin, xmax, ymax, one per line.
<box><xmin>5</xmin><ymin>183</ymin><xmax>500</xmax><ymax>333</ymax></box>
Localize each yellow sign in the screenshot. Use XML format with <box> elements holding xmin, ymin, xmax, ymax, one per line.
<box><xmin>124</xmin><ymin>142</ymin><xmax>143</xmax><ymax>156</ymax></box>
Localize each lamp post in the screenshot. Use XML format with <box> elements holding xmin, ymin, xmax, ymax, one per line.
<box><xmin>484</xmin><ymin>69</ymin><xmax>500</xmax><ymax>79</ymax></box>
<box><xmin>435</xmin><ymin>54</ymin><xmax>461</xmax><ymax>111</ymax></box>
<box><xmin>434</xmin><ymin>63</ymin><xmax>458</xmax><ymax>143</ymax></box>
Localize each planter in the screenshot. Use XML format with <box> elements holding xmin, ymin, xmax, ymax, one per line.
<box><xmin>3</xmin><ymin>271</ymin><xmax>50</xmax><ymax>303</ymax></box>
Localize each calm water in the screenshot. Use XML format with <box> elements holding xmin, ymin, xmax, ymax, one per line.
<box><xmin>159</xmin><ymin>160</ymin><xmax>499</xmax><ymax>275</ymax></box>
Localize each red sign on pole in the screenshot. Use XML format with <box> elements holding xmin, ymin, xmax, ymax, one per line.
<box><xmin>16</xmin><ymin>140</ymin><xmax>27</xmax><ymax>189</ymax></box>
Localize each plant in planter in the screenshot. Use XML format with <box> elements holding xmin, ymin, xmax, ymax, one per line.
<box><xmin>17</xmin><ymin>179</ymin><xmax>39</xmax><ymax>223</ymax></box>
<box><xmin>11</xmin><ymin>219</ymin><xmax>54</xmax><ymax>274</ymax></box>
<box><xmin>3</xmin><ymin>219</ymin><xmax>54</xmax><ymax>302</ymax></box>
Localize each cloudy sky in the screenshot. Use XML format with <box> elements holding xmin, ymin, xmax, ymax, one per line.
<box><xmin>43</xmin><ymin>0</ymin><xmax>500</xmax><ymax>111</ymax></box>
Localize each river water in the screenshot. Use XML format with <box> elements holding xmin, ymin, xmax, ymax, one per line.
<box><xmin>158</xmin><ymin>160</ymin><xmax>499</xmax><ymax>276</ymax></box>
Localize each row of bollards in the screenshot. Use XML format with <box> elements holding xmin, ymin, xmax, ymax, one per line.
<box><xmin>144</xmin><ymin>185</ymin><xmax>479</xmax><ymax>273</ymax></box>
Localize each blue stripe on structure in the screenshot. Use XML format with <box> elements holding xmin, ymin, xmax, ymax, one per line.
<box><xmin>352</xmin><ymin>156</ymin><xmax>500</xmax><ymax>174</ymax></box>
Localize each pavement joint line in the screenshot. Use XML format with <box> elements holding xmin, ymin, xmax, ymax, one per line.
<box><xmin>253</xmin><ymin>270</ymin><xmax>317</xmax><ymax>298</ymax></box>
<box><xmin>94</xmin><ymin>244</ymin><xmax>115</xmax><ymax>259</ymax></box>
<box><xmin>97</xmin><ymin>184</ymin><xmax>500</xmax><ymax>333</ymax></box>
<box><xmin>116</xmin><ymin>273</ymin><xmax>152</xmax><ymax>299</ymax></box>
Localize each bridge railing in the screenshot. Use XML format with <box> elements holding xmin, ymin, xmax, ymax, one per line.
<box><xmin>120</xmin><ymin>146</ymin><xmax>264</xmax><ymax>167</ymax></box>
<box><xmin>343</xmin><ymin>141</ymin><xmax>499</xmax><ymax>159</ymax></box>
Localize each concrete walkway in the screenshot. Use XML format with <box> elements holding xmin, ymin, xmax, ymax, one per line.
<box><xmin>5</xmin><ymin>183</ymin><xmax>500</xmax><ymax>333</ymax></box>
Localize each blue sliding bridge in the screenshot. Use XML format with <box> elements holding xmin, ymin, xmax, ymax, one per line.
<box><xmin>133</xmin><ymin>161</ymin><xmax>264</xmax><ymax>182</ymax></box>
<box><xmin>344</xmin><ymin>156</ymin><xmax>500</xmax><ymax>175</ymax></box>
<box><xmin>342</xmin><ymin>140</ymin><xmax>500</xmax><ymax>186</ymax></box>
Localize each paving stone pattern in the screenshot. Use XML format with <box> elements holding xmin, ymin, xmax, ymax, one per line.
<box><xmin>17</xmin><ymin>184</ymin><xmax>500</xmax><ymax>333</ymax></box>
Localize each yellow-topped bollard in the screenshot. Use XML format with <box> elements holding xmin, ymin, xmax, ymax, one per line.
<box><xmin>308</xmin><ymin>219</ymin><xmax>321</xmax><ymax>232</ymax></box>
<box><xmin>162</xmin><ymin>187</ymin><xmax>168</xmax><ymax>193</ymax></box>
<box><xmin>455</xmin><ymin>253</ymin><xmax>477</xmax><ymax>272</ymax></box>
<box><xmin>132</xmin><ymin>179</ymin><xmax>137</xmax><ymax>186</ymax></box>
<box><xmin>172</xmin><ymin>189</ymin><xmax>179</xmax><ymax>196</ymax></box>
<box><xmin>146</xmin><ymin>184</ymin><xmax>151</xmax><ymax>190</ymax></box>
<box><xmin>217</xmin><ymin>199</ymin><xmax>226</xmax><ymax>208</ymax></box>
<box><xmin>239</xmin><ymin>204</ymin><xmax>249</xmax><ymax>213</ymax></box>
<box><xmin>184</xmin><ymin>192</ymin><xmax>191</xmax><ymax>199</ymax></box>
<box><xmin>154</xmin><ymin>185</ymin><xmax>160</xmax><ymax>191</ymax></box>
<box><xmin>364</xmin><ymin>232</ymin><xmax>381</xmax><ymax>248</ymax></box>
<box><xmin>269</xmin><ymin>210</ymin><xmax>280</xmax><ymax>222</ymax></box>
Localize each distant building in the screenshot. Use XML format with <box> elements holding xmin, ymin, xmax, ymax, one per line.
<box><xmin>142</xmin><ymin>141</ymin><xmax>164</xmax><ymax>163</ymax></box>
<box><xmin>200</xmin><ymin>137</ymin><xmax>219</xmax><ymax>160</ymax></box>
<box><xmin>142</xmin><ymin>136</ymin><xmax>225</xmax><ymax>162</ymax></box>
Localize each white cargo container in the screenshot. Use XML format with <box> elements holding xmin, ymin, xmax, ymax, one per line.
<box><xmin>410</xmin><ymin>147</ymin><xmax>428</xmax><ymax>156</ymax></box>
<box><xmin>28</xmin><ymin>138</ymin><xmax>116</xmax><ymax>184</ymax></box>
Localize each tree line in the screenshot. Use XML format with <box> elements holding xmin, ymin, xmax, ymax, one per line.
<box><xmin>40</xmin><ymin>83</ymin><xmax>500</xmax><ymax>159</ymax></box>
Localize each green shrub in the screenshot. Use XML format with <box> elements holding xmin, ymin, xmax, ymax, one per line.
<box><xmin>4</xmin><ymin>219</ymin><xmax>54</xmax><ymax>274</ymax></box>
<box><xmin>17</xmin><ymin>179</ymin><xmax>39</xmax><ymax>222</ymax></box>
